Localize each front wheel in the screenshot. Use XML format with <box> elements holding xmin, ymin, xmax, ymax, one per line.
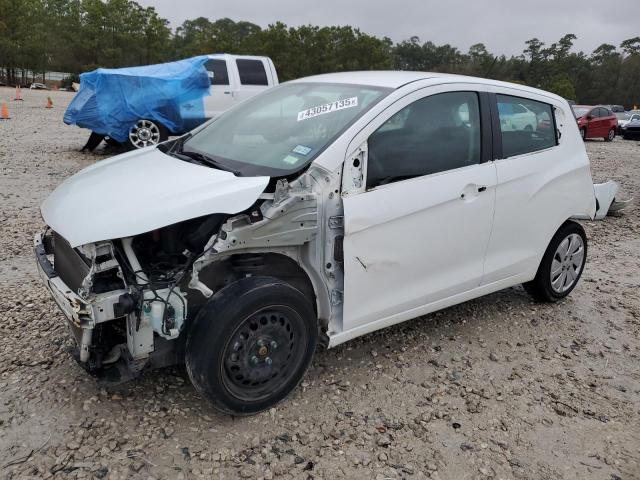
<box><xmin>523</xmin><ymin>221</ymin><xmax>587</xmax><ymax>302</ymax></box>
<box><xmin>127</xmin><ymin>119</ymin><xmax>168</xmax><ymax>149</ymax></box>
<box><xmin>580</xmin><ymin>128</ymin><xmax>587</xmax><ymax>140</ymax></box>
<box><xmin>186</xmin><ymin>276</ymin><xmax>317</xmax><ymax>415</ymax></box>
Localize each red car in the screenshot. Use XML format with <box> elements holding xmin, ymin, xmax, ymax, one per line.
<box><xmin>572</xmin><ymin>105</ymin><xmax>617</xmax><ymax>141</ymax></box>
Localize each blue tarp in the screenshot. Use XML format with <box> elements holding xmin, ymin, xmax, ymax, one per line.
<box><xmin>64</xmin><ymin>56</ymin><xmax>211</xmax><ymax>142</ymax></box>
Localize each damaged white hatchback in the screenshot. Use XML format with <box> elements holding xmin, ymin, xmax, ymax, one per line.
<box><xmin>36</xmin><ymin>71</ymin><xmax>598</xmax><ymax>415</ymax></box>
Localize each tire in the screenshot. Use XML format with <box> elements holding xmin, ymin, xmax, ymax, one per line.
<box><xmin>523</xmin><ymin>220</ymin><xmax>587</xmax><ymax>302</ymax></box>
<box><xmin>523</xmin><ymin>221</ymin><xmax>587</xmax><ymax>302</ymax></box>
<box><xmin>580</xmin><ymin>128</ymin><xmax>587</xmax><ymax>141</ymax></box>
<box><xmin>126</xmin><ymin>119</ymin><xmax>168</xmax><ymax>149</ymax></box>
<box><xmin>604</xmin><ymin>128</ymin><xmax>615</xmax><ymax>142</ymax></box>
<box><xmin>186</xmin><ymin>276</ymin><xmax>317</xmax><ymax>415</ymax></box>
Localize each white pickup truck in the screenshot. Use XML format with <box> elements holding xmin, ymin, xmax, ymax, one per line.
<box><xmin>127</xmin><ymin>54</ymin><xmax>279</xmax><ymax>149</ymax></box>
<box><xmin>82</xmin><ymin>54</ymin><xmax>279</xmax><ymax>150</ymax></box>
<box><xmin>180</xmin><ymin>54</ymin><xmax>279</xmax><ymax>132</ymax></box>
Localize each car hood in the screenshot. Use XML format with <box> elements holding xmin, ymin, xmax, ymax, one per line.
<box><xmin>41</xmin><ymin>147</ymin><xmax>269</xmax><ymax>247</ymax></box>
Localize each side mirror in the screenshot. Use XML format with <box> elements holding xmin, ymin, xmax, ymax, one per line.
<box><xmin>586</xmin><ymin>115</ymin><xmax>593</xmax><ymax>120</ymax></box>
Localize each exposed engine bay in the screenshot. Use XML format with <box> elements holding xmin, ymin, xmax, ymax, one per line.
<box><xmin>36</xmin><ymin>163</ymin><xmax>344</xmax><ymax>383</ymax></box>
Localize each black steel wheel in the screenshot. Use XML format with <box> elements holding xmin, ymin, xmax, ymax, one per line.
<box><xmin>186</xmin><ymin>276</ymin><xmax>317</xmax><ymax>415</ymax></box>
<box><xmin>222</xmin><ymin>305</ymin><xmax>307</xmax><ymax>402</ymax></box>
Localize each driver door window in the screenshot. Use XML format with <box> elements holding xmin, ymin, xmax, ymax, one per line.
<box><xmin>366</xmin><ymin>91</ymin><xmax>481</xmax><ymax>189</ymax></box>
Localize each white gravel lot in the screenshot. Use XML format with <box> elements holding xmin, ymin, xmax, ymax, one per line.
<box><xmin>0</xmin><ymin>86</ymin><xmax>639</xmax><ymax>480</ymax></box>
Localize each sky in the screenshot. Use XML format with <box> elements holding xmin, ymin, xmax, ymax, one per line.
<box><xmin>136</xmin><ymin>0</ymin><xmax>640</xmax><ymax>57</ymax></box>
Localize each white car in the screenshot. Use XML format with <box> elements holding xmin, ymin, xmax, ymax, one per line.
<box><xmin>497</xmin><ymin>101</ymin><xmax>538</xmax><ymax>131</ymax></box>
<box><xmin>36</xmin><ymin>71</ymin><xmax>597</xmax><ymax>415</ymax></box>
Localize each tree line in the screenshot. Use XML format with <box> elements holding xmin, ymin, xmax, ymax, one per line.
<box><xmin>1</xmin><ymin>0</ymin><xmax>639</xmax><ymax>106</ymax></box>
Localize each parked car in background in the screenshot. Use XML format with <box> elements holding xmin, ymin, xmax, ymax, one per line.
<box><xmin>601</xmin><ymin>104</ymin><xmax>625</xmax><ymax>113</ymax></box>
<box><xmin>497</xmin><ymin>101</ymin><xmax>538</xmax><ymax>131</ymax></box>
<box><xmin>30</xmin><ymin>82</ymin><xmax>49</xmax><ymax>90</ymax></box>
<box><xmin>128</xmin><ymin>54</ymin><xmax>279</xmax><ymax>149</ymax></box>
<box><xmin>37</xmin><ymin>71</ymin><xmax>599</xmax><ymax>414</ymax></box>
<box><xmin>621</xmin><ymin>113</ymin><xmax>640</xmax><ymax>140</ymax></box>
<box><xmin>65</xmin><ymin>54</ymin><xmax>279</xmax><ymax>151</ymax></box>
<box><xmin>572</xmin><ymin>105</ymin><xmax>617</xmax><ymax>141</ymax></box>
<box><xmin>615</xmin><ymin>111</ymin><xmax>631</xmax><ymax>133</ymax></box>
<box><xmin>185</xmin><ymin>54</ymin><xmax>279</xmax><ymax>131</ymax></box>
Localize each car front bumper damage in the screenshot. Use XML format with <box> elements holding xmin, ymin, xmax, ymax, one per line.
<box><xmin>34</xmin><ymin>231</ymin><xmax>129</xmax><ymax>362</ymax></box>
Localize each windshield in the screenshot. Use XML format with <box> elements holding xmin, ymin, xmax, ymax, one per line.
<box><xmin>572</xmin><ymin>106</ymin><xmax>591</xmax><ymax>118</ymax></box>
<box><xmin>182</xmin><ymin>82</ymin><xmax>390</xmax><ymax>176</ymax></box>
<box><xmin>615</xmin><ymin>112</ymin><xmax>630</xmax><ymax>120</ymax></box>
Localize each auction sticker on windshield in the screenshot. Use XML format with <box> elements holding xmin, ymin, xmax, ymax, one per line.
<box><xmin>297</xmin><ymin>97</ymin><xmax>358</xmax><ymax>121</ymax></box>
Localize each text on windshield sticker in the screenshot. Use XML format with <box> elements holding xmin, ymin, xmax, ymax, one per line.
<box><xmin>297</xmin><ymin>97</ymin><xmax>358</xmax><ymax>121</ymax></box>
<box><xmin>282</xmin><ymin>155</ymin><xmax>301</xmax><ymax>165</ymax></box>
<box><xmin>292</xmin><ymin>145</ymin><xmax>312</xmax><ymax>155</ymax></box>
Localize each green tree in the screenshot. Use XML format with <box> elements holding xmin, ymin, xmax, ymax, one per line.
<box><xmin>548</xmin><ymin>76</ymin><xmax>576</xmax><ymax>100</ymax></box>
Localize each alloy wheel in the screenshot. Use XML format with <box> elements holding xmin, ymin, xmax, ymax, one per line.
<box><xmin>550</xmin><ymin>233</ymin><xmax>585</xmax><ymax>293</ymax></box>
<box><xmin>128</xmin><ymin>119</ymin><xmax>161</xmax><ymax>148</ymax></box>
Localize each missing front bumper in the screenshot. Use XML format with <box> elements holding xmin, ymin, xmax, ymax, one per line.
<box><xmin>34</xmin><ymin>231</ymin><xmax>129</xmax><ymax>361</ymax></box>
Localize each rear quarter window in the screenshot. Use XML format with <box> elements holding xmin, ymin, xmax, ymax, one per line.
<box><xmin>496</xmin><ymin>94</ymin><xmax>557</xmax><ymax>158</ymax></box>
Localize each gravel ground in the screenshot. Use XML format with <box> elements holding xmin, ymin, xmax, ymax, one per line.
<box><xmin>0</xmin><ymin>87</ymin><xmax>639</xmax><ymax>480</ymax></box>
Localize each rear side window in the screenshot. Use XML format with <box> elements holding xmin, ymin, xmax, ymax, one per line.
<box><xmin>367</xmin><ymin>91</ymin><xmax>481</xmax><ymax>189</ymax></box>
<box><xmin>236</xmin><ymin>59</ymin><xmax>269</xmax><ymax>86</ymax></box>
<box><xmin>496</xmin><ymin>94</ymin><xmax>557</xmax><ymax>158</ymax></box>
<box><xmin>205</xmin><ymin>59</ymin><xmax>229</xmax><ymax>86</ymax></box>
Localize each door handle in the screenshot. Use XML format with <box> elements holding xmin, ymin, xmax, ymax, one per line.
<box><xmin>223</xmin><ymin>91</ymin><xmax>231</xmax><ymax>95</ymax></box>
<box><xmin>460</xmin><ymin>184</ymin><xmax>487</xmax><ymax>200</ymax></box>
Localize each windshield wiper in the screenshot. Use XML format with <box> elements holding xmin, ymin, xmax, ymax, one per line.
<box><xmin>165</xmin><ymin>134</ymin><xmax>241</xmax><ymax>175</ymax></box>
<box><xmin>175</xmin><ymin>148</ymin><xmax>241</xmax><ymax>176</ymax></box>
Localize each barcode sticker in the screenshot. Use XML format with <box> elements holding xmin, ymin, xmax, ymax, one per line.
<box><xmin>297</xmin><ymin>97</ymin><xmax>358</xmax><ymax>121</ymax></box>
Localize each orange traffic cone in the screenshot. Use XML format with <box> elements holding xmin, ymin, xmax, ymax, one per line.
<box><xmin>45</xmin><ymin>96</ymin><xmax>53</xmax><ymax>109</ymax></box>
<box><xmin>14</xmin><ymin>85</ymin><xmax>23</xmax><ymax>101</ymax></box>
<box><xmin>0</xmin><ymin>102</ymin><xmax>10</xmax><ymax>120</ymax></box>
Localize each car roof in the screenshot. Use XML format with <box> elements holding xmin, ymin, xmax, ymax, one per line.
<box><xmin>207</xmin><ymin>53</ymin><xmax>271</xmax><ymax>60</ymax></box>
<box><xmin>289</xmin><ymin>71</ymin><xmax>452</xmax><ymax>88</ymax></box>
<box><xmin>288</xmin><ymin>71</ymin><xmax>565</xmax><ymax>100</ymax></box>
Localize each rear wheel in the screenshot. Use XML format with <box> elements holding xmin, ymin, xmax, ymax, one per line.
<box><xmin>126</xmin><ymin>119</ymin><xmax>167</xmax><ymax>149</ymax></box>
<box><xmin>604</xmin><ymin>128</ymin><xmax>615</xmax><ymax>142</ymax></box>
<box><xmin>523</xmin><ymin>221</ymin><xmax>587</xmax><ymax>302</ymax></box>
<box><xmin>186</xmin><ymin>276</ymin><xmax>317</xmax><ymax>415</ymax></box>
